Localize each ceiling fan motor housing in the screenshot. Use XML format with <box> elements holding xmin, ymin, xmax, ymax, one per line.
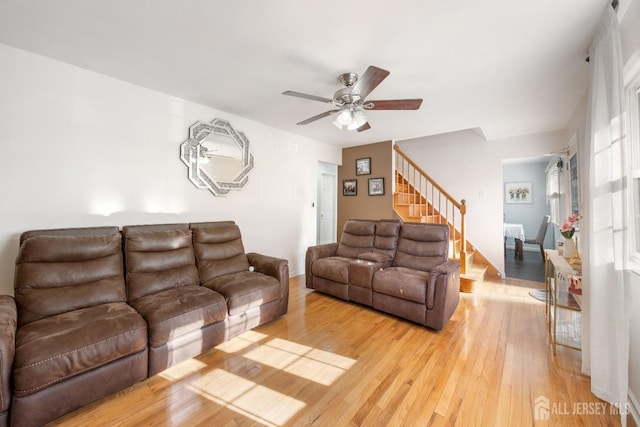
<box><xmin>333</xmin><ymin>87</ymin><xmax>362</xmax><ymax>107</ymax></box>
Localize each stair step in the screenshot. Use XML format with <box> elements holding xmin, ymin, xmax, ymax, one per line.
<box><xmin>460</xmin><ymin>263</ymin><xmax>488</xmax><ymax>293</ymax></box>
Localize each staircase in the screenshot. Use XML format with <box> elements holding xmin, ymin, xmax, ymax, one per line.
<box><xmin>393</xmin><ymin>145</ymin><xmax>488</xmax><ymax>292</ymax></box>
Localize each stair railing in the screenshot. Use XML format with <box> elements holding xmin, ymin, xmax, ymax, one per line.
<box><xmin>393</xmin><ymin>144</ymin><xmax>467</xmax><ymax>274</ymax></box>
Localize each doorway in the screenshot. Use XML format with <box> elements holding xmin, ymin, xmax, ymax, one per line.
<box><xmin>317</xmin><ymin>162</ymin><xmax>337</xmax><ymax>244</ymax></box>
<box><xmin>502</xmin><ymin>156</ymin><xmax>553</xmax><ymax>283</ymax></box>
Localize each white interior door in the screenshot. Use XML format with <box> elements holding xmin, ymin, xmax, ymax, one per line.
<box><xmin>318</xmin><ymin>172</ymin><xmax>336</xmax><ymax>244</ymax></box>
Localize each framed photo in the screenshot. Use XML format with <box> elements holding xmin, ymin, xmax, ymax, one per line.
<box><xmin>504</xmin><ymin>181</ymin><xmax>533</xmax><ymax>204</ymax></box>
<box><xmin>368</xmin><ymin>177</ymin><xmax>385</xmax><ymax>196</ymax></box>
<box><xmin>343</xmin><ymin>179</ymin><xmax>357</xmax><ymax>196</ymax></box>
<box><xmin>356</xmin><ymin>157</ymin><xmax>371</xmax><ymax>175</ymax></box>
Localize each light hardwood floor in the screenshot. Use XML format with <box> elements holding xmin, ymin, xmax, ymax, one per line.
<box><xmin>50</xmin><ymin>275</ymin><xmax>622</xmax><ymax>426</ymax></box>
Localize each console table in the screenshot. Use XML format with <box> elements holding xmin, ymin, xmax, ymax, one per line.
<box><xmin>544</xmin><ymin>249</ymin><xmax>582</xmax><ymax>354</ymax></box>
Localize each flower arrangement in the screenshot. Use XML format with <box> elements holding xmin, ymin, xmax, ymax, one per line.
<box><xmin>560</xmin><ymin>213</ymin><xmax>582</xmax><ymax>239</ymax></box>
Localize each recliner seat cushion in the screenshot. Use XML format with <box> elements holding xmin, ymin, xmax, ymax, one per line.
<box><xmin>129</xmin><ymin>285</ymin><xmax>227</xmax><ymax>347</ymax></box>
<box><xmin>311</xmin><ymin>256</ymin><xmax>353</xmax><ymax>284</ymax></box>
<box><xmin>12</xmin><ymin>302</ymin><xmax>146</xmax><ymax>397</ymax></box>
<box><xmin>372</xmin><ymin>267</ymin><xmax>430</xmax><ymax>304</ymax></box>
<box><xmin>203</xmin><ymin>271</ymin><xmax>281</xmax><ymax>316</ymax></box>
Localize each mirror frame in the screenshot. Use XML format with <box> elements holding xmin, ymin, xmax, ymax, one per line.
<box><xmin>180</xmin><ymin>119</ymin><xmax>254</xmax><ymax>196</ymax></box>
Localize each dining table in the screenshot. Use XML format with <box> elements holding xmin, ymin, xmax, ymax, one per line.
<box><xmin>504</xmin><ymin>222</ymin><xmax>525</xmax><ymax>259</ymax></box>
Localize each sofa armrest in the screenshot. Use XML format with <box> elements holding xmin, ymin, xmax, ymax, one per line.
<box><xmin>0</xmin><ymin>295</ymin><xmax>17</xmax><ymax>417</ymax></box>
<box><xmin>247</xmin><ymin>253</ymin><xmax>290</xmax><ymax>315</ymax></box>
<box><xmin>305</xmin><ymin>243</ymin><xmax>338</xmax><ymax>288</ymax></box>
<box><xmin>431</xmin><ymin>260</ymin><xmax>461</xmax><ymax>278</ymax></box>
<box><xmin>426</xmin><ymin>260</ymin><xmax>461</xmax><ymax>330</ymax></box>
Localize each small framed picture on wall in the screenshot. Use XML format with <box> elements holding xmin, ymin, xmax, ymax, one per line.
<box><xmin>356</xmin><ymin>157</ymin><xmax>371</xmax><ymax>175</ymax></box>
<box><xmin>504</xmin><ymin>181</ymin><xmax>533</xmax><ymax>204</ymax></box>
<box><xmin>343</xmin><ymin>179</ymin><xmax>357</xmax><ymax>196</ymax></box>
<box><xmin>368</xmin><ymin>177</ymin><xmax>385</xmax><ymax>196</ymax></box>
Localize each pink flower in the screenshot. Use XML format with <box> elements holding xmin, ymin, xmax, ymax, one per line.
<box><xmin>560</xmin><ymin>213</ymin><xmax>581</xmax><ymax>239</ymax></box>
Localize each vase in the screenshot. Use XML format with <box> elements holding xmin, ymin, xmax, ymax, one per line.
<box><xmin>563</xmin><ymin>237</ymin><xmax>574</xmax><ymax>259</ymax></box>
<box><xmin>569</xmin><ymin>236</ymin><xmax>582</xmax><ymax>265</ymax></box>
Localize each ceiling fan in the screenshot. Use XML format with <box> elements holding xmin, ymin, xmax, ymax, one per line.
<box><xmin>282</xmin><ymin>65</ymin><xmax>422</xmax><ymax>132</ymax></box>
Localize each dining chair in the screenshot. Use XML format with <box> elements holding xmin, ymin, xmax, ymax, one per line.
<box><xmin>524</xmin><ymin>215</ymin><xmax>551</xmax><ymax>260</ymax></box>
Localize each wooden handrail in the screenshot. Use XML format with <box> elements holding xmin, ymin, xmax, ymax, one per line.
<box><xmin>393</xmin><ymin>145</ymin><xmax>463</xmax><ymax>210</ymax></box>
<box><xmin>393</xmin><ymin>144</ymin><xmax>467</xmax><ymax>274</ymax></box>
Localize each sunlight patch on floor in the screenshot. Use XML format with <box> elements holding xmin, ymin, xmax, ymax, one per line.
<box><xmin>475</xmin><ymin>282</ymin><xmax>544</xmax><ymax>305</ymax></box>
<box><xmin>187</xmin><ymin>369</ymin><xmax>305</xmax><ymax>426</ymax></box>
<box><xmin>216</xmin><ymin>330</ymin><xmax>270</xmax><ymax>353</ymax></box>
<box><xmin>242</xmin><ymin>338</ymin><xmax>356</xmax><ymax>386</ymax></box>
<box><xmin>159</xmin><ymin>358</ymin><xmax>208</xmax><ymax>382</ymax></box>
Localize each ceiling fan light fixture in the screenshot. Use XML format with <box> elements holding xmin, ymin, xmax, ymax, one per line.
<box><xmin>351</xmin><ymin>110</ymin><xmax>367</xmax><ymax>129</ymax></box>
<box><xmin>336</xmin><ymin>107</ymin><xmax>353</xmax><ymax>125</ymax></box>
<box><xmin>332</xmin><ymin>106</ymin><xmax>367</xmax><ymax>130</ymax></box>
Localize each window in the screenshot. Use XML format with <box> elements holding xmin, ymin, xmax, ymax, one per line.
<box><xmin>546</xmin><ymin>158</ymin><xmax>565</xmax><ymax>225</ymax></box>
<box><xmin>569</xmin><ymin>154</ymin><xmax>580</xmax><ymax>215</ymax></box>
<box><xmin>625</xmin><ymin>53</ymin><xmax>640</xmax><ymax>266</ymax></box>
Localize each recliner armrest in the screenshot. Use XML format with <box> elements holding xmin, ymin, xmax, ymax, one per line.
<box><xmin>306</xmin><ymin>243</ymin><xmax>338</xmax><ymax>260</ymax></box>
<box><xmin>247</xmin><ymin>253</ymin><xmax>290</xmax><ymax>316</ymax></box>
<box><xmin>0</xmin><ymin>295</ymin><xmax>17</xmax><ymax>417</ymax></box>
<box><xmin>431</xmin><ymin>260</ymin><xmax>461</xmax><ymax>277</ymax></box>
<box><xmin>305</xmin><ymin>243</ymin><xmax>338</xmax><ymax>288</ymax></box>
<box><xmin>427</xmin><ymin>260</ymin><xmax>461</xmax><ymax>310</ymax></box>
<box><xmin>247</xmin><ymin>253</ymin><xmax>288</xmax><ymax>282</ymax></box>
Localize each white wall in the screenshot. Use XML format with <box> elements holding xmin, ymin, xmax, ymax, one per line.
<box><xmin>0</xmin><ymin>43</ymin><xmax>342</xmax><ymax>296</ymax></box>
<box><xmin>397</xmin><ymin>129</ymin><xmax>566</xmax><ymax>276</ymax></box>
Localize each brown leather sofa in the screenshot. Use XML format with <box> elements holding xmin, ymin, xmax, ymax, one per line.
<box><xmin>0</xmin><ymin>221</ymin><xmax>288</xmax><ymax>427</ymax></box>
<box><xmin>306</xmin><ymin>219</ymin><xmax>460</xmax><ymax>330</ymax></box>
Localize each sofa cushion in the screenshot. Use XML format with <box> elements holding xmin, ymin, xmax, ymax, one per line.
<box><xmin>203</xmin><ymin>271</ymin><xmax>281</xmax><ymax>316</ymax></box>
<box><xmin>372</xmin><ymin>220</ymin><xmax>402</xmax><ymax>258</ymax></box>
<box><xmin>372</xmin><ymin>267</ymin><xmax>430</xmax><ymax>304</ymax></box>
<box><xmin>12</xmin><ymin>302</ymin><xmax>147</xmax><ymax>397</ymax></box>
<box><xmin>191</xmin><ymin>222</ymin><xmax>251</xmax><ymax>283</ymax></box>
<box><xmin>0</xmin><ymin>296</ymin><xmax>16</xmax><ymax>414</ymax></box>
<box><xmin>335</xmin><ymin>220</ymin><xmax>376</xmax><ymax>258</ymax></box>
<box><xmin>311</xmin><ymin>256</ymin><xmax>355</xmax><ymax>284</ymax></box>
<box><xmin>14</xmin><ymin>230</ymin><xmax>127</xmax><ymax>327</ymax></box>
<box><xmin>123</xmin><ymin>224</ymin><xmax>200</xmax><ymax>302</ymax></box>
<box><xmin>129</xmin><ymin>285</ymin><xmax>227</xmax><ymax>347</ymax></box>
<box><xmin>393</xmin><ymin>223</ymin><xmax>449</xmax><ymax>272</ymax></box>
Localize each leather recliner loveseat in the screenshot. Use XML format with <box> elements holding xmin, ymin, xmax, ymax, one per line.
<box><xmin>306</xmin><ymin>219</ymin><xmax>460</xmax><ymax>330</ymax></box>
<box><xmin>0</xmin><ymin>221</ymin><xmax>288</xmax><ymax>427</ymax></box>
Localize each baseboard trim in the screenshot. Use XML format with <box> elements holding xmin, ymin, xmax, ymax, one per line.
<box><xmin>629</xmin><ymin>390</ymin><xmax>639</xmax><ymax>427</ymax></box>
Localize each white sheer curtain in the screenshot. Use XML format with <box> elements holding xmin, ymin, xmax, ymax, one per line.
<box><xmin>581</xmin><ymin>5</ymin><xmax>630</xmax><ymax>419</ymax></box>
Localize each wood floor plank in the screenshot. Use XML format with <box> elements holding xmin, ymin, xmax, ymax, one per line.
<box><xmin>48</xmin><ymin>275</ymin><xmax>621</xmax><ymax>427</ymax></box>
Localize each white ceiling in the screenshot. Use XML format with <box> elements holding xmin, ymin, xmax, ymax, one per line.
<box><xmin>0</xmin><ymin>0</ymin><xmax>609</xmax><ymax>147</ymax></box>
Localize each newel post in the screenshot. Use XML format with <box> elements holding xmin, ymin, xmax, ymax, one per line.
<box><xmin>459</xmin><ymin>199</ymin><xmax>467</xmax><ymax>274</ymax></box>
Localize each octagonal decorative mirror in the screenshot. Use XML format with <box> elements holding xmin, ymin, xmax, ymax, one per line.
<box><xmin>180</xmin><ymin>119</ymin><xmax>254</xmax><ymax>196</ymax></box>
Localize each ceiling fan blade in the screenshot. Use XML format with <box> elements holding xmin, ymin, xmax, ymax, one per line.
<box><xmin>364</xmin><ymin>99</ymin><xmax>423</xmax><ymax>110</ymax></box>
<box><xmin>283</xmin><ymin>91</ymin><xmax>333</xmax><ymax>104</ymax></box>
<box><xmin>350</xmin><ymin>66</ymin><xmax>390</xmax><ymax>99</ymax></box>
<box><xmin>297</xmin><ymin>110</ymin><xmax>339</xmax><ymax>125</ymax></box>
<box><xmin>357</xmin><ymin>122</ymin><xmax>371</xmax><ymax>132</ymax></box>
